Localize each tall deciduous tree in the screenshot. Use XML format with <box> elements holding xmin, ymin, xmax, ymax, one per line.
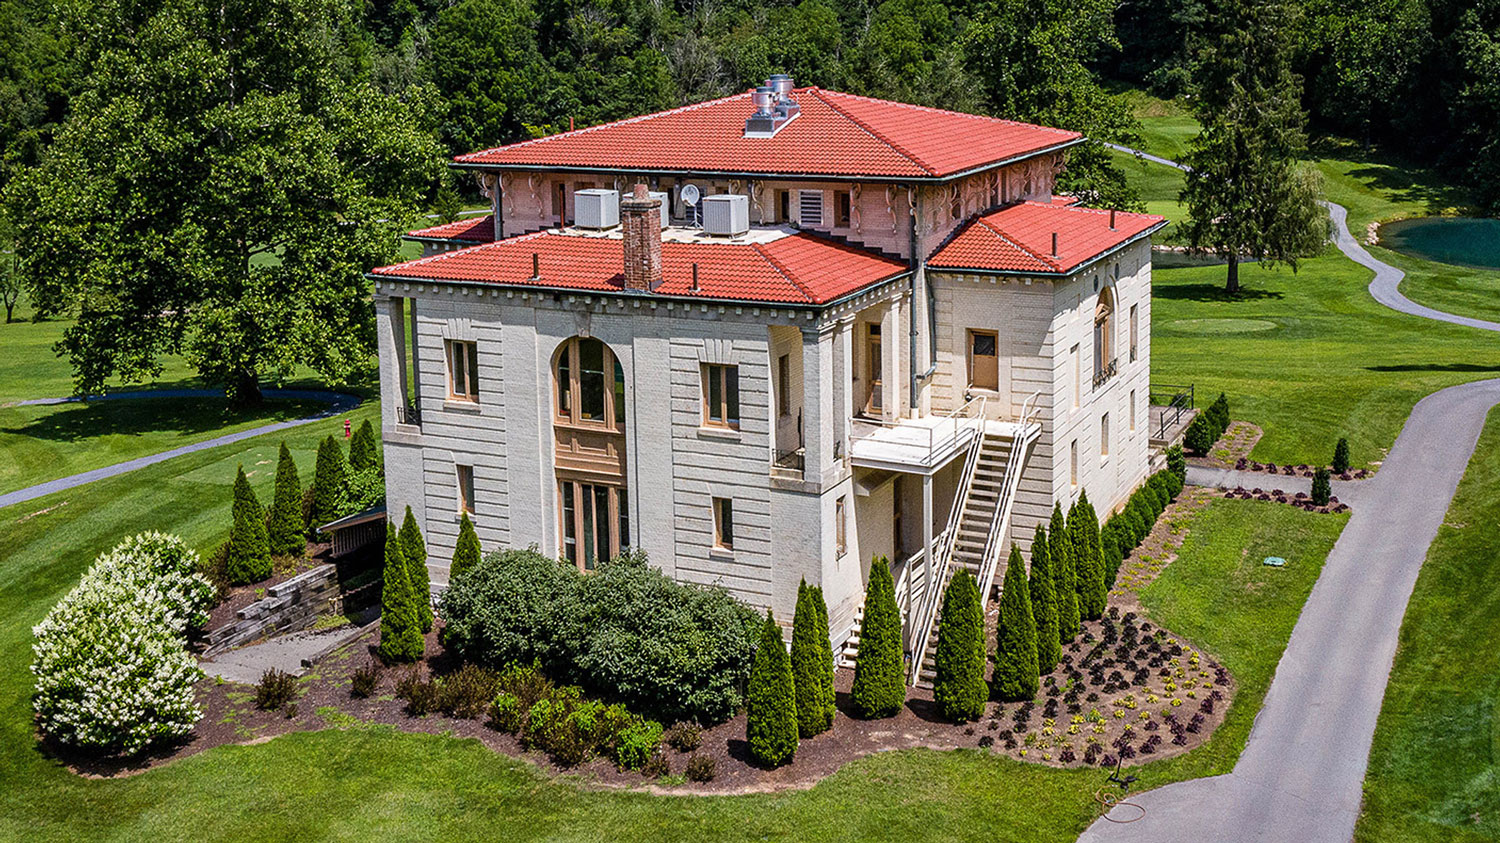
<box><xmin>1180</xmin><ymin>0</ymin><xmax>1327</xmax><ymax>294</ymax></box>
<box><xmin>791</xmin><ymin>580</ymin><xmax>835</xmax><ymax>738</ymax></box>
<box><xmin>992</xmin><ymin>544</ymin><xmax>1039</xmax><ymax>702</ymax></box>
<box><xmin>1028</xmin><ymin>524</ymin><xmax>1061</xmax><ymax>672</ymax></box>
<box><xmin>1050</xmin><ymin>504</ymin><xmax>1079</xmax><ymax>641</ymax></box>
<box><xmin>268</xmin><ymin>443</ymin><xmax>305</xmax><ymax>556</ymax></box>
<box><xmin>378</xmin><ymin>522</ymin><xmax>424</xmax><ymax>663</ymax></box>
<box><xmin>746</xmin><ymin>611</ymin><xmax>798</xmax><ymax>766</ymax></box>
<box><xmin>933</xmin><ymin>569</ymin><xmax>987</xmax><ymax>722</ymax></box>
<box><xmin>851</xmin><ymin>557</ymin><xmax>905</xmax><ymax>718</ymax></box>
<box><xmin>227</xmin><ymin>466</ymin><xmax>271</xmax><ymax>584</ymax></box>
<box><xmin>399</xmin><ymin>506</ymin><xmax>433</xmax><ymax>633</ymax></box>
<box><xmin>3</xmin><ymin>0</ymin><xmax>442</xmax><ymax>402</ymax></box>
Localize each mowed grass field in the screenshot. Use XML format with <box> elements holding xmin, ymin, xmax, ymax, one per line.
<box><xmin>0</xmin><ymin>420</ymin><xmax>1343</xmax><ymax>842</ymax></box>
<box><xmin>1356</xmin><ymin>409</ymin><xmax>1500</xmax><ymax>842</ymax></box>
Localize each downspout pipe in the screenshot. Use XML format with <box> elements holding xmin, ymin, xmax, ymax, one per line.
<box><xmin>908</xmin><ymin>185</ymin><xmax>937</xmax><ymax>411</ymax></box>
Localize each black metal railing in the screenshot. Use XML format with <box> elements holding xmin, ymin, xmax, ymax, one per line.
<box><xmin>398</xmin><ymin>400</ymin><xmax>422</xmax><ymax>427</ymax></box>
<box><xmin>1149</xmin><ymin>383</ymin><xmax>1194</xmax><ymax>440</ymax></box>
<box><xmin>1092</xmin><ymin>357</ymin><xmax>1119</xmax><ymax>390</ymax></box>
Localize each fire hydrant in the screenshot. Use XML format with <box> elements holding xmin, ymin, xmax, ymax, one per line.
<box><xmin>344</xmin><ymin>419</ymin><xmax>352</xmax><ymax>438</ymax></box>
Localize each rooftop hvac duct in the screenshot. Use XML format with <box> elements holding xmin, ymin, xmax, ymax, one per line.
<box><xmin>744</xmin><ymin>76</ymin><xmax>798</xmax><ymax>138</ymax></box>
<box><xmin>701</xmin><ymin>194</ymin><xmax>750</xmax><ymax>237</ymax></box>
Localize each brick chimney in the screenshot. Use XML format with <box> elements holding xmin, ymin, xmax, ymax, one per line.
<box><xmin>621</xmin><ymin>184</ymin><xmax>662</xmax><ymax>291</ymax></box>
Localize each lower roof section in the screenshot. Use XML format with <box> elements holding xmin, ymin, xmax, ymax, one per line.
<box><xmin>405</xmin><ymin>214</ymin><xmax>496</xmax><ymax>244</ymax></box>
<box><xmin>372</xmin><ymin>227</ymin><xmax>911</xmax><ymax>307</ymax></box>
<box><xmin>928</xmin><ymin>201</ymin><xmax>1166</xmax><ymax>276</ymax></box>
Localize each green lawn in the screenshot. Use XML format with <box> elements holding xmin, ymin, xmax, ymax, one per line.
<box><xmin>1356</xmin><ymin>409</ymin><xmax>1500</xmax><ymax>842</ymax></box>
<box><xmin>0</xmin><ymin>441</ymin><xmax>1342</xmax><ymax>841</ymax></box>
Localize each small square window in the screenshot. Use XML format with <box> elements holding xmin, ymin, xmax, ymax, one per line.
<box><xmin>456</xmin><ymin>464</ymin><xmax>475</xmax><ymax>514</ymax></box>
<box><xmin>702</xmin><ymin>363</ymin><xmax>740</xmax><ymax>428</ymax></box>
<box><xmin>713</xmin><ymin>497</ymin><xmax>734</xmax><ymax>550</ymax></box>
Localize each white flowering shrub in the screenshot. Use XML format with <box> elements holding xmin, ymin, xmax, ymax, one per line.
<box><xmin>32</xmin><ymin>532</ymin><xmax>216</xmax><ymax>755</ymax></box>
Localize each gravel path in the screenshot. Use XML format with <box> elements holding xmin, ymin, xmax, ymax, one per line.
<box><xmin>1080</xmin><ymin>170</ymin><xmax>1500</xmax><ymax>841</ymax></box>
<box><xmin>0</xmin><ymin>389</ymin><xmax>361</xmax><ymax>511</ymax></box>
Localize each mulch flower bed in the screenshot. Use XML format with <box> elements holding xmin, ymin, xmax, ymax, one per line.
<box><xmin>1189</xmin><ymin>418</ymin><xmax>1375</xmax><ymax>481</ymax></box>
<box><xmin>1230</xmin><ymin>459</ymin><xmax>1371</xmax><ymax>482</ymax></box>
<box><xmin>1219</xmin><ymin>487</ymin><xmax>1350</xmax><ymax>513</ymax></box>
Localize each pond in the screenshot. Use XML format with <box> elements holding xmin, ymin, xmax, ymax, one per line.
<box><xmin>1380</xmin><ymin>216</ymin><xmax>1500</xmax><ymax>270</ymax></box>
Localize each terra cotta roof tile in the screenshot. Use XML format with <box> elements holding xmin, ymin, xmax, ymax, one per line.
<box><xmin>406</xmin><ymin>215</ymin><xmax>496</xmax><ymax>243</ymax></box>
<box><xmin>927</xmin><ymin>202</ymin><xmax>1166</xmax><ymax>275</ymax></box>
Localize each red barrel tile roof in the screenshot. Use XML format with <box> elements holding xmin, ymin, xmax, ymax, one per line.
<box><xmin>406</xmin><ymin>214</ymin><xmax>496</xmax><ymax>243</ymax></box>
<box><xmin>927</xmin><ymin>202</ymin><xmax>1167</xmax><ymax>275</ymax></box>
<box><xmin>372</xmin><ymin>230</ymin><xmax>909</xmax><ymax>305</ymax></box>
<box><xmin>456</xmin><ymin>89</ymin><xmax>1082</xmax><ymax>180</ymax></box>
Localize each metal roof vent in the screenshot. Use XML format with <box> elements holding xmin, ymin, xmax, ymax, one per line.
<box><xmin>574</xmin><ymin>189</ymin><xmax>620</xmax><ymax>230</ymax></box>
<box><xmin>701</xmin><ymin>194</ymin><xmax>750</xmax><ymax>237</ymax></box>
<box><xmin>744</xmin><ymin>76</ymin><xmax>798</xmax><ymax>138</ymax></box>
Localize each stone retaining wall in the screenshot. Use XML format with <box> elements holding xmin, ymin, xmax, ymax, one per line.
<box><xmin>203</xmin><ymin>564</ymin><xmax>342</xmax><ymax>657</ymax></box>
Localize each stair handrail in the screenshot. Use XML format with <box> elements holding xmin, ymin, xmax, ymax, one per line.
<box><xmin>906</xmin><ymin>394</ymin><xmax>986</xmax><ymax>684</ymax></box>
<box><xmin>975</xmin><ymin>415</ymin><xmax>1041</xmax><ymax>602</ymax></box>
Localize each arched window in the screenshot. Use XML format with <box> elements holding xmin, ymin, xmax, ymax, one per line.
<box><xmin>554</xmin><ymin>337</ymin><xmax>626</xmax><ymax>429</ymax></box>
<box><xmin>1094</xmin><ymin>287</ymin><xmax>1115</xmax><ymax>385</ymax></box>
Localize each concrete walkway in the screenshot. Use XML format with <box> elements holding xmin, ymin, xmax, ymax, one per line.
<box><xmin>1081</xmin><ymin>196</ymin><xmax>1500</xmax><ymax>841</ymax></box>
<box><xmin>0</xmin><ymin>388</ymin><xmax>360</xmax><ymax>510</ymax></box>
<box><xmin>201</xmin><ymin>621</ymin><xmax>371</xmax><ymax>685</ymax></box>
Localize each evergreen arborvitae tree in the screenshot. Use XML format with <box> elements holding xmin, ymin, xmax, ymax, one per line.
<box><xmin>810</xmin><ymin>584</ymin><xmax>837</xmax><ymax>728</ymax></box>
<box><xmin>1101</xmin><ymin>525</ymin><xmax>1123</xmax><ymax>589</ymax></box>
<box><xmin>746</xmin><ymin>611</ymin><xmax>798</xmax><ymax>766</ymax></box>
<box><xmin>348</xmin><ymin>419</ymin><xmax>379</xmax><ymax>474</ymax></box>
<box><xmin>1311</xmin><ymin>468</ymin><xmax>1332</xmax><ymax>506</ymax></box>
<box><xmin>268</xmin><ymin>443</ymin><xmax>305</xmax><ymax>557</ymax></box>
<box><xmin>933</xmin><ymin>570</ymin><xmax>987</xmax><ymax>722</ymax></box>
<box><xmin>791</xmin><ymin>581</ymin><xmax>835</xmax><ymax>738</ymax></box>
<box><xmin>378</xmin><ymin>522</ymin><xmax>423</xmax><ymax>663</ymax></box>
<box><xmin>1050</xmin><ymin>504</ymin><xmax>1080</xmax><ymax>641</ymax></box>
<box><xmin>1028</xmin><ymin>524</ymin><xmax>1061</xmax><ymax>672</ymax></box>
<box><xmin>227</xmin><ymin>466</ymin><xmax>272</xmax><ymax>584</ymax></box>
<box><xmin>1074</xmin><ymin>491</ymin><xmax>1107</xmax><ymax>619</ymax></box>
<box><xmin>310</xmin><ymin>435</ymin><xmax>348</xmax><ymax>527</ymax></box>
<box><xmin>851</xmin><ymin>557</ymin><xmax>905</xmax><ymax>719</ymax></box>
<box><xmin>450</xmin><ymin>512</ymin><xmax>481</xmax><ymax>579</ymax></box>
<box><xmin>399</xmin><ymin>506</ymin><xmax>433</xmax><ymax>633</ymax></box>
<box><xmin>992</xmin><ymin>545</ymin><xmax>1039</xmax><ymax>702</ymax></box>
<box><xmin>1332</xmin><ymin>437</ymin><xmax>1350</xmax><ymax>474</ymax></box>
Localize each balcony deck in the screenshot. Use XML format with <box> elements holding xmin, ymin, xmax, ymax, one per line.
<box><xmin>849</xmin><ymin>415</ymin><xmax>1023</xmax><ymax>474</ymax></box>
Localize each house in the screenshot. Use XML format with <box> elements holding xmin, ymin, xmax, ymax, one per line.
<box><xmin>373</xmin><ymin>76</ymin><xmax>1166</xmax><ymax>684</ymax></box>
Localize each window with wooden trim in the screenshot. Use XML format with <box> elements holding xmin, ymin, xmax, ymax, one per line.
<box><xmin>777</xmin><ymin>354</ymin><xmax>791</xmax><ymax>417</ymax></box>
<box><xmin>835</xmin><ymin>496</ymin><xmax>848</xmax><ymax>557</ymax></box>
<box><xmin>713</xmin><ymin>497</ymin><xmax>734</xmax><ymax>550</ymax></box>
<box><xmin>559</xmin><ymin>480</ymin><xmax>628</xmax><ymax>571</ymax></box>
<box><xmin>1130</xmin><ymin>389</ymin><xmax>1137</xmax><ymax>431</ymax></box>
<box><xmin>1070</xmin><ymin>439</ymin><xmax>1079</xmax><ymax>487</ymax></box>
<box><xmin>798</xmin><ymin>190</ymin><xmax>823</xmax><ymax>226</ymax></box>
<box><xmin>447</xmin><ymin>340</ymin><xmax>479</xmax><ymax>401</ymax></box>
<box><xmin>702</xmin><ymin>363</ymin><xmax>740</xmax><ymax>429</ymax></box>
<box><xmin>1129</xmin><ymin>303</ymin><xmax>1139</xmax><ymax>362</ymax></box>
<box><xmin>835</xmin><ymin>191</ymin><xmax>851</xmax><ymax>227</ymax></box>
<box><xmin>554</xmin><ymin>337</ymin><xmax>625</xmax><ymax>429</ymax></box>
<box><xmin>456</xmin><ymin>464</ymin><xmax>475</xmax><ymax>514</ymax></box>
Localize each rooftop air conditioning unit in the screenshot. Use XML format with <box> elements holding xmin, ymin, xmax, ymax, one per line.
<box><xmin>701</xmin><ymin>194</ymin><xmax>750</xmax><ymax>237</ymax></box>
<box><xmin>650</xmin><ymin>191</ymin><xmax>670</xmax><ymax>228</ymax></box>
<box><xmin>574</xmin><ymin>189</ymin><xmax>620</xmax><ymax>230</ymax></box>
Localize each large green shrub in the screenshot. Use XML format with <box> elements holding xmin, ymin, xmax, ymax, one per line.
<box><xmin>309</xmin><ymin>435</ymin><xmax>348</xmax><ymax>527</ymax></box>
<box><xmin>1183</xmin><ymin>413</ymin><xmax>1215</xmax><ymax>456</ymax></box>
<box><xmin>377</xmin><ymin>523</ymin><xmax>424</xmax><ymax>663</ymax></box>
<box><xmin>1311</xmin><ymin>468</ymin><xmax>1332</xmax><ymax>506</ymax></box>
<box><xmin>441</xmin><ymin>549</ymin><xmax>760</xmax><ymax>724</ymax></box>
<box><xmin>31</xmin><ymin>533</ymin><xmax>214</xmax><ymax>755</ymax></box>
<box><xmin>850</xmin><ymin>556</ymin><xmax>905</xmax><ymax>719</ymax></box>
<box><xmin>399</xmin><ymin>506</ymin><xmax>433</xmax><ymax>633</ymax></box>
<box><xmin>933</xmin><ymin>570</ymin><xmax>987</xmax><ymax>722</ymax></box>
<box><xmin>1050</xmin><ymin>504</ymin><xmax>1079</xmax><ymax>641</ymax></box>
<box><xmin>348</xmin><ymin>419</ymin><xmax>379</xmax><ymax>474</ymax></box>
<box><xmin>1027</xmin><ymin>524</ymin><xmax>1060</xmax><ymax>672</ymax></box>
<box><xmin>1166</xmin><ymin>444</ymin><xmax>1187</xmax><ymax>483</ymax></box>
<box><xmin>790</xmin><ymin>581</ymin><xmax>834</xmax><ymax>738</ymax></box>
<box><xmin>746</xmin><ymin>611</ymin><xmax>798</xmax><ymax>766</ymax></box>
<box><xmin>1072</xmin><ymin>492</ymin><xmax>1106</xmax><ymax>619</ymax></box>
<box><xmin>227</xmin><ymin>466</ymin><xmax>271</xmax><ymax>585</ymax></box>
<box><xmin>450</xmin><ymin>512</ymin><xmax>482</xmax><ymax>579</ymax></box>
<box><xmin>1332</xmin><ymin>437</ymin><xmax>1350</xmax><ymax>474</ymax></box>
<box><xmin>992</xmin><ymin>544</ymin><xmax>1039</xmax><ymax>702</ymax></box>
<box><xmin>268</xmin><ymin>443</ymin><xmax>305</xmax><ymax>557</ymax></box>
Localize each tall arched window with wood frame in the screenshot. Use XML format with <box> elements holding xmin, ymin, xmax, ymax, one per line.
<box><xmin>1093</xmin><ymin>287</ymin><xmax>1116</xmax><ymax>388</ymax></box>
<box><xmin>552</xmin><ymin>337</ymin><xmax>628</xmax><ymax>570</ymax></box>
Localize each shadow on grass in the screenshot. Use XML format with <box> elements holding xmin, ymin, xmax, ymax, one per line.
<box><xmin>1310</xmin><ymin>137</ymin><xmax>1473</xmax><ymax>214</ymax></box>
<box><xmin>1152</xmin><ymin>284</ymin><xmax>1286</xmax><ymax>303</ymax></box>
<box><xmin>1365</xmin><ymin>363</ymin><xmax>1500</xmax><ymax>374</ymax></box>
<box><xmin>2</xmin><ymin>398</ymin><xmax>320</xmax><ymax>443</ymax></box>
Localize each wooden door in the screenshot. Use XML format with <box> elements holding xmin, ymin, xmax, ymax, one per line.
<box><xmin>969</xmin><ymin>330</ymin><xmax>999</xmax><ymax>390</ymax></box>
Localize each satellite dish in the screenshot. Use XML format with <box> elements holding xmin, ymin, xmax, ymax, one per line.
<box><xmin>680</xmin><ymin>184</ymin><xmax>701</xmax><ymax>206</ymax></box>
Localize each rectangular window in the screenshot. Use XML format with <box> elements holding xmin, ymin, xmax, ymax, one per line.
<box><xmin>578</xmin><ymin>338</ymin><xmax>606</xmax><ymax>421</ymax></box>
<box><xmin>702</xmin><ymin>363</ymin><xmax>740</xmax><ymax>428</ymax></box>
<box><xmin>1130</xmin><ymin>389</ymin><xmax>1137</xmax><ymax>431</ymax></box>
<box><xmin>447</xmin><ymin>340</ymin><xmax>478</xmax><ymax>400</ymax></box>
<box><xmin>835</xmin><ymin>191</ymin><xmax>851</xmax><ymax>227</ymax></box>
<box><xmin>798</xmin><ymin>190</ymin><xmax>823</xmax><ymax>227</ymax></box>
<box><xmin>835</xmin><ymin>496</ymin><xmax>848</xmax><ymax>557</ymax></box>
<box><xmin>554</xmin><ymin>182</ymin><xmax>567</xmax><ymax>224</ymax></box>
<box><xmin>1070</xmin><ymin>440</ymin><xmax>1079</xmax><ymax>487</ymax></box>
<box><xmin>968</xmin><ymin>330</ymin><xmax>999</xmax><ymax>390</ymax></box>
<box><xmin>713</xmin><ymin>497</ymin><xmax>734</xmax><ymax>550</ymax></box>
<box><xmin>777</xmin><ymin>354</ymin><xmax>791</xmax><ymax>417</ymax></box>
<box><xmin>777</xmin><ymin>190</ymin><xmax>790</xmax><ymax>223</ymax></box>
<box><xmin>559</xmin><ymin>481</ymin><xmax>627</xmax><ymax>571</ymax></box>
<box><xmin>456</xmin><ymin>464</ymin><xmax>475</xmax><ymax>514</ymax></box>
<box><xmin>1071</xmin><ymin>344</ymin><xmax>1081</xmax><ymax>410</ymax></box>
<box><xmin>561</xmin><ymin>482</ymin><xmax>576</xmax><ymax>562</ymax></box>
<box><xmin>1101</xmin><ymin>413</ymin><xmax>1110</xmax><ymax>457</ymax></box>
<box><xmin>1129</xmin><ymin>304</ymin><xmax>1139</xmax><ymax>362</ymax></box>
